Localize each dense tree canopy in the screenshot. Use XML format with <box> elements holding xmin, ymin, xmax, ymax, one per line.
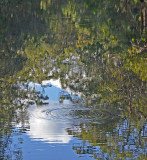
<box><xmin>0</xmin><ymin>0</ymin><xmax>146</xmax><ymax>159</ymax></box>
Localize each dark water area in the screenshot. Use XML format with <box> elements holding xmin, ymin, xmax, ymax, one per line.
<box><xmin>0</xmin><ymin>0</ymin><xmax>147</xmax><ymax>159</ymax></box>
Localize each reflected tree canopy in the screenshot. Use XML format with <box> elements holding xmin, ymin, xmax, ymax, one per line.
<box><xmin>0</xmin><ymin>0</ymin><xmax>147</xmax><ymax>159</ymax></box>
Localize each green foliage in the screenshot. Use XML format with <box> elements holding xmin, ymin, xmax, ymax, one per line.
<box><xmin>0</xmin><ymin>0</ymin><xmax>146</xmax><ymax>159</ymax></box>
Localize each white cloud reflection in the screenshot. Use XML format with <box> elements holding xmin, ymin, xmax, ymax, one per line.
<box><xmin>17</xmin><ymin>79</ymin><xmax>83</xmax><ymax>144</ymax></box>
<box><xmin>26</xmin><ymin>105</ymin><xmax>72</xmax><ymax>144</ymax></box>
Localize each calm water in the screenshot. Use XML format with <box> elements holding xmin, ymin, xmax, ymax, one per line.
<box><xmin>0</xmin><ymin>0</ymin><xmax>147</xmax><ymax>160</ymax></box>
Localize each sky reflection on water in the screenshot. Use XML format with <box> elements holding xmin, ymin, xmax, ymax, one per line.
<box><xmin>7</xmin><ymin>81</ymin><xmax>96</xmax><ymax>160</ymax></box>
<box><xmin>4</xmin><ymin>80</ymin><xmax>145</xmax><ymax>160</ymax></box>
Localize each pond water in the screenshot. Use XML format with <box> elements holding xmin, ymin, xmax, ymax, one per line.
<box><xmin>0</xmin><ymin>0</ymin><xmax>147</xmax><ymax>160</ymax></box>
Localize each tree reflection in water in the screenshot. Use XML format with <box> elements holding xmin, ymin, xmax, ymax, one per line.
<box><xmin>0</xmin><ymin>0</ymin><xmax>147</xmax><ymax>159</ymax></box>
<box><xmin>71</xmin><ymin>120</ymin><xmax>147</xmax><ymax>159</ymax></box>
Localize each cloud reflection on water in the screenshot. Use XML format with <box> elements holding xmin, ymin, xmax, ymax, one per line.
<box><xmin>25</xmin><ymin>79</ymin><xmax>80</xmax><ymax>144</ymax></box>
<box><xmin>27</xmin><ymin>105</ymin><xmax>72</xmax><ymax>143</ymax></box>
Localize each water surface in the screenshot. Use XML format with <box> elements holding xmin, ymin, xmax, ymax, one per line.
<box><xmin>0</xmin><ymin>0</ymin><xmax>147</xmax><ymax>159</ymax></box>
